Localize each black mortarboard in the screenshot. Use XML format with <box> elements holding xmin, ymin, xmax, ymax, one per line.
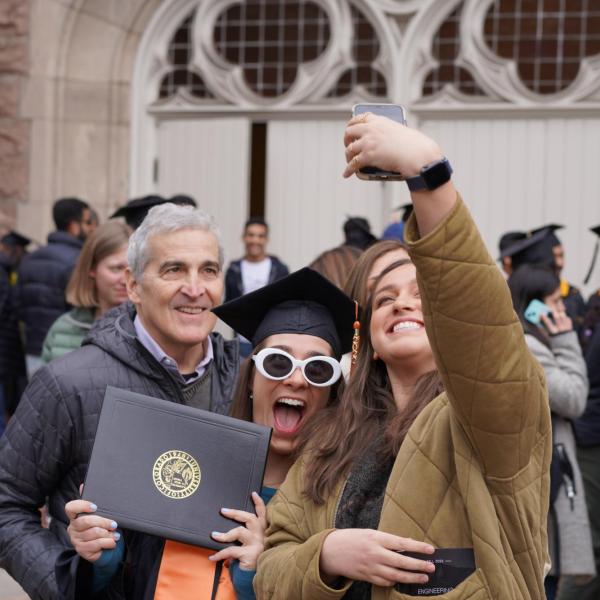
<box><xmin>498</xmin><ymin>231</ymin><xmax>525</xmax><ymax>254</ymax></box>
<box><xmin>169</xmin><ymin>194</ymin><xmax>197</xmax><ymax>207</ymax></box>
<box><xmin>530</xmin><ymin>224</ymin><xmax>564</xmax><ymax>247</ymax></box>
<box><xmin>1</xmin><ymin>231</ymin><xmax>31</xmax><ymax>248</ymax></box>
<box><xmin>110</xmin><ymin>195</ymin><xmax>167</xmax><ymax>229</ymax></box>
<box><xmin>501</xmin><ymin>227</ymin><xmax>557</xmax><ymax>271</ymax></box>
<box><xmin>212</xmin><ymin>267</ymin><xmax>357</xmax><ymax>358</ymax></box>
<box><xmin>584</xmin><ymin>225</ymin><xmax>600</xmax><ymax>284</ymax></box>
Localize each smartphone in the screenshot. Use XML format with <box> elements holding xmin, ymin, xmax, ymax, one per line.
<box><xmin>351</xmin><ymin>103</ymin><xmax>407</xmax><ymax>181</ymax></box>
<box><xmin>524</xmin><ymin>299</ymin><xmax>552</xmax><ymax>325</ymax></box>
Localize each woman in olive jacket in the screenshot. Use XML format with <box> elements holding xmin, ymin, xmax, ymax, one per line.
<box><xmin>255</xmin><ymin>117</ymin><xmax>550</xmax><ymax>600</ymax></box>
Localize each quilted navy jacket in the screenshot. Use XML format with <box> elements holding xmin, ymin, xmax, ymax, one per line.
<box><xmin>0</xmin><ymin>302</ymin><xmax>239</xmax><ymax>600</ymax></box>
<box><xmin>16</xmin><ymin>231</ymin><xmax>84</xmax><ymax>355</ymax></box>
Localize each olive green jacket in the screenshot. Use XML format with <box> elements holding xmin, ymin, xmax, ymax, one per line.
<box><xmin>41</xmin><ymin>307</ymin><xmax>95</xmax><ymax>363</ymax></box>
<box><xmin>255</xmin><ymin>197</ymin><xmax>551</xmax><ymax>600</ymax></box>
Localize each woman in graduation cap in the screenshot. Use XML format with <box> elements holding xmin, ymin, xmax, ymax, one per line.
<box><xmin>60</xmin><ymin>268</ymin><xmax>355</xmax><ymax>600</ymax></box>
<box><xmin>255</xmin><ymin>115</ymin><xmax>551</xmax><ymax>599</ymax></box>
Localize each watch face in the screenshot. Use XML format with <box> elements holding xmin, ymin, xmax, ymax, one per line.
<box><xmin>423</xmin><ymin>159</ymin><xmax>452</xmax><ymax>190</ymax></box>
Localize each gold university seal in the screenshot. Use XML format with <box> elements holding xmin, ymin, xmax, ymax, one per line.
<box><xmin>152</xmin><ymin>450</ymin><xmax>201</xmax><ymax>499</ymax></box>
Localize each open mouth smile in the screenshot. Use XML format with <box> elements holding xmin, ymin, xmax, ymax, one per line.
<box><xmin>272</xmin><ymin>397</ymin><xmax>306</xmax><ymax>435</ymax></box>
<box><xmin>388</xmin><ymin>318</ymin><xmax>424</xmax><ymax>333</ymax></box>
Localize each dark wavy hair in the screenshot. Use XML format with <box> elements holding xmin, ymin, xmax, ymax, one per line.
<box><xmin>297</xmin><ymin>259</ymin><xmax>443</xmax><ymax>504</ymax></box>
<box><xmin>508</xmin><ymin>264</ymin><xmax>560</xmax><ymax>348</ymax></box>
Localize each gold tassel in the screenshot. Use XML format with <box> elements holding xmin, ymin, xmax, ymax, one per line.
<box><xmin>351</xmin><ymin>301</ymin><xmax>360</xmax><ymax>373</ymax></box>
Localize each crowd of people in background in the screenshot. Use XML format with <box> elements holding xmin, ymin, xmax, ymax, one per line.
<box><xmin>0</xmin><ymin>115</ymin><xmax>599</xmax><ymax>600</ymax></box>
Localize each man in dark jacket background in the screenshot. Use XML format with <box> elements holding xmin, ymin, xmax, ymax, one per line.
<box><xmin>225</xmin><ymin>217</ymin><xmax>288</xmax><ymax>356</ymax></box>
<box><xmin>0</xmin><ymin>203</ymin><xmax>239</xmax><ymax>600</ymax></box>
<box><xmin>17</xmin><ymin>197</ymin><xmax>93</xmax><ymax>376</ymax></box>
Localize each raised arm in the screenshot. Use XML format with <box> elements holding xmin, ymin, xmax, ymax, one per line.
<box><xmin>344</xmin><ymin>114</ymin><xmax>549</xmax><ymax>479</ymax></box>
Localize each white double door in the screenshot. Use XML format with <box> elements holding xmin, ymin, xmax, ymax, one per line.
<box><xmin>156</xmin><ymin>117</ymin><xmax>395</xmax><ymax>272</ymax></box>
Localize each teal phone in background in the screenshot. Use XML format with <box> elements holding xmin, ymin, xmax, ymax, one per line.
<box><xmin>524</xmin><ymin>299</ymin><xmax>552</xmax><ymax>325</ymax></box>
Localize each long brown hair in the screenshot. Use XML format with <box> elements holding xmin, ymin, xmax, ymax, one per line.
<box><xmin>344</xmin><ymin>239</ymin><xmax>408</xmax><ymax>305</ymax></box>
<box><xmin>66</xmin><ymin>221</ymin><xmax>130</xmax><ymax>308</ymax></box>
<box><xmin>299</xmin><ymin>259</ymin><xmax>443</xmax><ymax>504</ymax></box>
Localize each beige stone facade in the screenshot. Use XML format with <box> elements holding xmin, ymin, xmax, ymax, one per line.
<box><xmin>7</xmin><ymin>0</ymin><xmax>160</xmax><ymax>243</ymax></box>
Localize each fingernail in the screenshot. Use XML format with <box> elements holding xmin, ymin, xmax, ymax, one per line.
<box><xmin>89</xmin><ymin>503</ymin><xmax>97</xmax><ymax>511</ymax></box>
<box><xmin>420</xmin><ymin>575</ymin><xmax>429</xmax><ymax>583</ymax></box>
<box><xmin>110</xmin><ymin>521</ymin><xmax>118</xmax><ymax>530</ymax></box>
<box><xmin>221</xmin><ymin>508</ymin><xmax>231</xmax><ymax>513</ymax></box>
<box><xmin>212</xmin><ymin>531</ymin><xmax>223</xmax><ymax>537</ymax></box>
<box><xmin>113</xmin><ymin>532</ymin><xmax>121</xmax><ymax>541</ymax></box>
<box><xmin>208</xmin><ymin>555</ymin><xmax>216</xmax><ymax>561</ymax></box>
<box><xmin>425</xmin><ymin>545</ymin><xmax>435</xmax><ymax>553</ymax></box>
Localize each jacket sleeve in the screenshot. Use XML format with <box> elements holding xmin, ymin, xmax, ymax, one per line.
<box><xmin>525</xmin><ymin>332</ymin><xmax>588</xmax><ymax>419</ymax></box>
<box><xmin>404</xmin><ymin>196</ymin><xmax>550</xmax><ymax>480</ymax></box>
<box><xmin>0</xmin><ymin>367</ymin><xmax>76</xmax><ymax>600</ymax></box>
<box><xmin>254</xmin><ymin>461</ymin><xmax>351</xmax><ymax>600</ymax></box>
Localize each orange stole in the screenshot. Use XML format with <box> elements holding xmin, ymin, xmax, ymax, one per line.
<box><xmin>154</xmin><ymin>540</ymin><xmax>236</xmax><ymax>600</ymax></box>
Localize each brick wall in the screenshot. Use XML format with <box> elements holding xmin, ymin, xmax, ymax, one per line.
<box><xmin>0</xmin><ymin>0</ymin><xmax>28</xmax><ymax>235</ymax></box>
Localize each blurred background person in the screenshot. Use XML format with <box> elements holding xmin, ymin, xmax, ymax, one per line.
<box><xmin>508</xmin><ymin>263</ymin><xmax>595</xmax><ymax>599</ymax></box>
<box><xmin>0</xmin><ymin>232</ymin><xmax>30</xmax><ymax>434</ymax></box>
<box><xmin>225</xmin><ymin>217</ymin><xmax>289</xmax><ymax>357</ymax></box>
<box><xmin>17</xmin><ymin>197</ymin><xmax>93</xmax><ymax>377</ymax></box>
<box><xmin>41</xmin><ymin>221</ymin><xmax>131</xmax><ymax>363</ymax></box>
<box><xmin>309</xmin><ymin>215</ymin><xmax>375</xmax><ymax>289</ymax></box>
<box><xmin>381</xmin><ymin>203</ymin><xmax>413</xmax><ymax>243</ymax></box>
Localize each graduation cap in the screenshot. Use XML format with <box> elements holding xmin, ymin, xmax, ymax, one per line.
<box><xmin>501</xmin><ymin>227</ymin><xmax>557</xmax><ymax>271</ymax></box>
<box><xmin>529</xmin><ymin>224</ymin><xmax>564</xmax><ymax>247</ymax></box>
<box><xmin>169</xmin><ymin>194</ymin><xmax>197</xmax><ymax>207</ymax></box>
<box><xmin>1</xmin><ymin>231</ymin><xmax>31</xmax><ymax>248</ymax></box>
<box><xmin>110</xmin><ymin>195</ymin><xmax>167</xmax><ymax>229</ymax></box>
<box><xmin>498</xmin><ymin>231</ymin><xmax>525</xmax><ymax>254</ymax></box>
<box><xmin>584</xmin><ymin>225</ymin><xmax>600</xmax><ymax>284</ymax></box>
<box><xmin>212</xmin><ymin>267</ymin><xmax>357</xmax><ymax>359</ymax></box>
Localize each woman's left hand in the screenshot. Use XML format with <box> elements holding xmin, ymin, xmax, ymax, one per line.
<box><xmin>541</xmin><ymin>310</ymin><xmax>572</xmax><ymax>335</ymax></box>
<box><xmin>208</xmin><ymin>491</ymin><xmax>268</xmax><ymax>571</ymax></box>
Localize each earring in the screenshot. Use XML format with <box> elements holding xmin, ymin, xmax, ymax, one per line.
<box><xmin>249</xmin><ymin>392</ymin><xmax>253</xmax><ymax>400</ymax></box>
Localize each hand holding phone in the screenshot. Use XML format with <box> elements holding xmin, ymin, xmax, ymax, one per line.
<box><xmin>351</xmin><ymin>103</ymin><xmax>406</xmax><ymax>181</ymax></box>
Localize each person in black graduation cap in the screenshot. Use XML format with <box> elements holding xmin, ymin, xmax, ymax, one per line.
<box><xmin>110</xmin><ymin>194</ymin><xmax>197</xmax><ymax>230</ymax></box>
<box><xmin>61</xmin><ymin>267</ymin><xmax>356</xmax><ymax>600</ymax></box>
<box><xmin>209</xmin><ymin>267</ymin><xmax>356</xmax><ymax>599</ymax></box>
<box><xmin>0</xmin><ymin>231</ymin><xmax>30</xmax><ymax>430</ymax></box>
<box><xmin>561</xmin><ymin>224</ymin><xmax>600</xmax><ymax>600</ymax></box>
<box><xmin>501</xmin><ymin>224</ymin><xmax>586</xmax><ymax>325</ymax></box>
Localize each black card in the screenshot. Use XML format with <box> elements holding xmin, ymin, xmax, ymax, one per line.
<box><xmin>82</xmin><ymin>386</ymin><xmax>271</xmax><ymax>550</ymax></box>
<box><xmin>395</xmin><ymin>548</ymin><xmax>476</xmax><ymax>596</ymax></box>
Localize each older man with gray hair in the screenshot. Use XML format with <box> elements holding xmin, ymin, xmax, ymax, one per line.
<box><xmin>0</xmin><ymin>204</ymin><xmax>239</xmax><ymax>600</ymax></box>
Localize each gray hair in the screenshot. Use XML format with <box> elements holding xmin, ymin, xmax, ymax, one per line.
<box><xmin>127</xmin><ymin>203</ymin><xmax>224</xmax><ymax>280</ymax></box>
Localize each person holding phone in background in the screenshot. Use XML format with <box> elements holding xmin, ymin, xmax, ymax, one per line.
<box><xmin>508</xmin><ymin>263</ymin><xmax>595</xmax><ymax>598</ymax></box>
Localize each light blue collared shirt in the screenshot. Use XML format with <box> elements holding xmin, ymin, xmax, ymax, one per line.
<box><xmin>133</xmin><ymin>315</ymin><xmax>213</xmax><ymax>384</ymax></box>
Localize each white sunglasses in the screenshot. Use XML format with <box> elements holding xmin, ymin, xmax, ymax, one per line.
<box><xmin>252</xmin><ymin>348</ymin><xmax>341</xmax><ymax>387</ymax></box>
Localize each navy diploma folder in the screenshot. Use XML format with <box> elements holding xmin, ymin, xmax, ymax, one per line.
<box><xmin>82</xmin><ymin>386</ymin><xmax>271</xmax><ymax>550</ymax></box>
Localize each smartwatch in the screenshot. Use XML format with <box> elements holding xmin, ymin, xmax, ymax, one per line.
<box><xmin>405</xmin><ymin>157</ymin><xmax>453</xmax><ymax>192</ymax></box>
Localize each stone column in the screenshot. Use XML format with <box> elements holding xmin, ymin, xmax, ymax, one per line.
<box><xmin>0</xmin><ymin>0</ymin><xmax>29</xmax><ymax>236</ymax></box>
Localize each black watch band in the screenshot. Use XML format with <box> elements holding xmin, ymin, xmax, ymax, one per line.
<box><xmin>405</xmin><ymin>157</ymin><xmax>453</xmax><ymax>192</ymax></box>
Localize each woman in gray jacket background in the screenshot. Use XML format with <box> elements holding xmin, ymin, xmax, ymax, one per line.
<box><xmin>509</xmin><ymin>264</ymin><xmax>595</xmax><ymax>598</ymax></box>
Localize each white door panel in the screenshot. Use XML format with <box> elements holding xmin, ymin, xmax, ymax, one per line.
<box><xmin>420</xmin><ymin>117</ymin><xmax>600</xmax><ymax>294</ymax></box>
<box><xmin>156</xmin><ymin>118</ymin><xmax>250</xmax><ymax>265</ymax></box>
<box><xmin>266</xmin><ymin>120</ymin><xmax>407</xmax><ymax>272</ymax></box>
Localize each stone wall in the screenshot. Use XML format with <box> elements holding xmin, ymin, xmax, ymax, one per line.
<box><xmin>0</xmin><ymin>0</ymin><xmax>29</xmax><ymax>235</ymax></box>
